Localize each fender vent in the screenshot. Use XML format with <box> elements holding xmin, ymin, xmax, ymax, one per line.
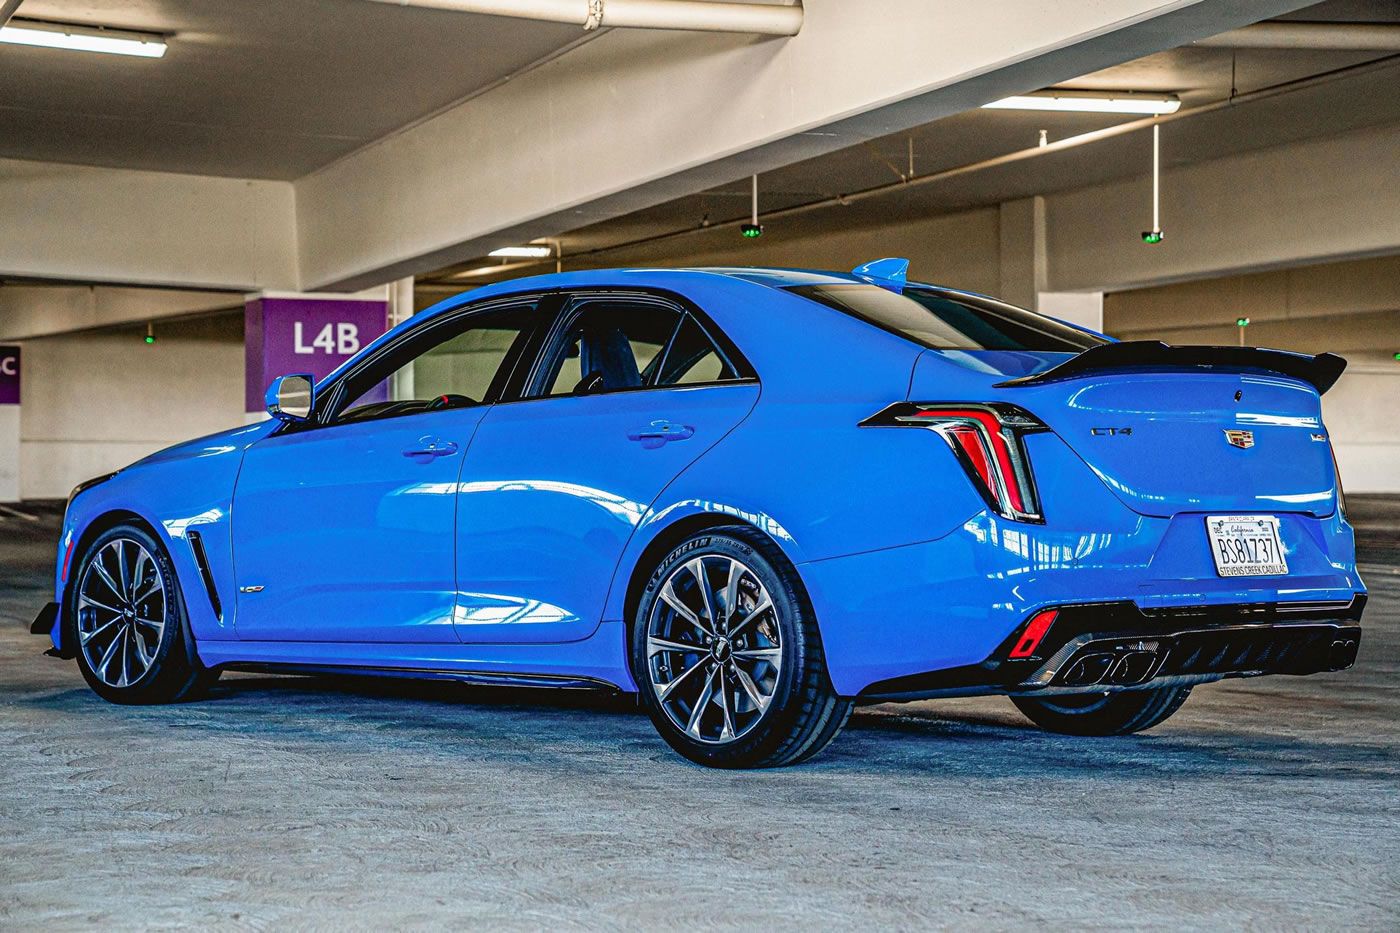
<box><xmin>186</xmin><ymin>530</ymin><xmax>222</xmax><ymax>620</ymax></box>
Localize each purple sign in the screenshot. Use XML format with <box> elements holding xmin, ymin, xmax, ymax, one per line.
<box><xmin>0</xmin><ymin>346</ymin><xmax>18</xmax><ymax>405</ymax></box>
<box><xmin>245</xmin><ymin>297</ymin><xmax>388</xmax><ymax>413</ymax></box>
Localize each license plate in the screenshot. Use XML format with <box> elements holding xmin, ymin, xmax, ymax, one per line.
<box><xmin>1206</xmin><ymin>515</ymin><xmax>1288</xmax><ymax>577</ymax></box>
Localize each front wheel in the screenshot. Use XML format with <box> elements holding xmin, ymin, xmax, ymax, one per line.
<box><xmin>632</xmin><ymin>526</ymin><xmax>852</xmax><ymax>768</ymax></box>
<box><xmin>70</xmin><ymin>524</ymin><xmax>217</xmax><ymax>705</ymax></box>
<box><xmin>1011</xmin><ymin>685</ymin><xmax>1192</xmax><ymax>736</ymax></box>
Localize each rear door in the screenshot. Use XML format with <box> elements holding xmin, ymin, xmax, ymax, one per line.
<box><xmin>453</xmin><ymin>291</ymin><xmax>759</xmax><ymax>644</ymax></box>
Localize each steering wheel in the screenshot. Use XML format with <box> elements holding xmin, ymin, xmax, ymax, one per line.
<box><xmin>426</xmin><ymin>393</ymin><xmax>477</xmax><ymax>411</ymax></box>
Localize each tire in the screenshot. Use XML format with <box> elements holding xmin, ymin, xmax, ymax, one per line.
<box><xmin>631</xmin><ymin>525</ymin><xmax>853</xmax><ymax>768</ymax></box>
<box><xmin>69</xmin><ymin>524</ymin><xmax>216</xmax><ymax>705</ymax></box>
<box><xmin>1010</xmin><ymin>685</ymin><xmax>1192</xmax><ymax>736</ymax></box>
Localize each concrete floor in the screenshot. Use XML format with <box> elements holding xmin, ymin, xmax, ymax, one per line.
<box><xmin>1</xmin><ymin>501</ymin><xmax>1397</xmax><ymax>929</ymax></box>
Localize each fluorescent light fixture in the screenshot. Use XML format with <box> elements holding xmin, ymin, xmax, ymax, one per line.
<box><xmin>488</xmin><ymin>246</ymin><xmax>553</xmax><ymax>258</ymax></box>
<box><xmin>983</xmin><ymin>92</ymin><xmax>1180</xmax><ymax>115</ymax></box>
<box><xmin>0</xmin><ymin>19</ymin><xmax>168</xmax><ymax>58</ymax></box>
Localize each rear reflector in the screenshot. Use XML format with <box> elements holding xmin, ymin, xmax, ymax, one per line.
<box><xmin>1009</xmin><ymin>609</ymin><xmax>1058</xmax><ymax>658</ymax></box>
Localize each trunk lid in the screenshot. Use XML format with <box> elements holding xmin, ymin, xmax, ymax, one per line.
<box><xmin>910</xmin><ymin>345</ymin><xmax>1343</xmax><ymax>519</ymax></box>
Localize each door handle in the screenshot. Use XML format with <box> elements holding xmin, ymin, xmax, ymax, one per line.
<box><xmin>627</xmin><ymin>420</ymin><xmax>694</xmax><ymax>449</ymax></box>
<box><xmin>402</xmin><ymin>437</ymin><xmax>459</xmax><ymax>459</ymax></box>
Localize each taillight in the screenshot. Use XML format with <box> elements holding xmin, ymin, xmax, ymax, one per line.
<box><xmin>1330</xmin><ymin>444</ymin><xmax>1347</xmax><ymax>520</ymax></box>
<box><xmin>861</xmin><ymin>402</ymin><xmax>1048</xmax><ymax>522</ymax></box>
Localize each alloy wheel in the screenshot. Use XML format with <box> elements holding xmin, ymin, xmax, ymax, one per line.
<box><xmin>646</xmin><ymin>553</ymin><xmax>782</xmax><ymax>745</ymax></box>
<box><xmin>76</xmin><ymin>537</ymin><xmax>167</xmax><ymax>688</ymax></box>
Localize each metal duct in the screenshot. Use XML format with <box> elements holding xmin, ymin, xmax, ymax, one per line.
<box><xmin>364</xmin><ymin>0</ymin><xmax>802</xmax><ymax>35</ymax></box>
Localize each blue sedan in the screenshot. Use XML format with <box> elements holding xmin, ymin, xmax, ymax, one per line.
<box><xmin>33</xmin><ymin>259</ymin><xmax>1365</xmax><ymax>767</ymax></box>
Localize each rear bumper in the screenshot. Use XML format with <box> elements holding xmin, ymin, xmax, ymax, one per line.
<box><xmin>860</xmin><ymin>595</ymin><xmax>1365</xmax><ymax>701</ymax></box>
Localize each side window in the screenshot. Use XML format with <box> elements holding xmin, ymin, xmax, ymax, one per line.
<box><xmin>332</xmin><ymin>302</ymin><xmax>540</xmax><ymax>424</ymax></box>
<box><xmin>537</xmin><ymin>301</ymin><xmax>682</xmax><ymax>397</ymax></box>
<box><xmin>655</xmin><ymin>314</ymin><xmax>738</xmax><ymax>386</ymax></box>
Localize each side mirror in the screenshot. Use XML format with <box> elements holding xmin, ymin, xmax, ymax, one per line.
<box><xmin>266</xmin><ymin>374</ymin><xmax>315</xmax><ymax>422</ymax></box>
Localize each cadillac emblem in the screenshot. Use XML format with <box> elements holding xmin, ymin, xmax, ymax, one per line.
<box><xmin>1224</xmin><ymin>429</ymin><xmax>1255</xmax><ymax>449</ymax></box>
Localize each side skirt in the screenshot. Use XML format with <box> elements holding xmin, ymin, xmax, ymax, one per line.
<box><xmin>195</xmin><ymin>619</ymin><xmax>638</xmax><ymax>694</ymax></box>
<box><xmin>217</xmin><ymin>662</ymin><xmax>619</xmax><ymax>693</ymax></box>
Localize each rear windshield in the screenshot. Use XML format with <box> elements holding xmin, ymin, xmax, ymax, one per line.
<box><xmin>787</xmin><ymin>284</ymin><xmax>1107</xmax><ymax>352</ymax></box>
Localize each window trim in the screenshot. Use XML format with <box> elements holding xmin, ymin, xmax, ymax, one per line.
<box><xmin>784</xmin><ymin>283</ymin><xmax>1109</xmax><ymax>354</ymax></box>
<box><xmin>516</xmin><ymin>287</ymin><xmax>757</xmax><ymax>403</ymax></box>
<box><xmin>276</xmin><ymin>291</ymin><xmax>561</xmax><ymax>434</ymax></box>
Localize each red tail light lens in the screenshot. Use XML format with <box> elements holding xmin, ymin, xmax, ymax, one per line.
<box><xmin>861</xmin><ymin>402</ymin><xmax>1047</xmax><ymax>522</ymax></box>
<box><xmin>1009</xmin><ymin>609</ymin><xmax>1058</xmax><ymax>658</ymax></box>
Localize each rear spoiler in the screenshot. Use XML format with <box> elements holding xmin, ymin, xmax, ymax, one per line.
<box><xmin>994</xmin><ymin>341</ymin><xmax>1348</xmax><ymax>395</ymax></box>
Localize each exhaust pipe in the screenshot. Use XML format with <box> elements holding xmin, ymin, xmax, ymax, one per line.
<box><xmin>1061</xmin><ymin>652</ymin><xmax>1117</xmax><ymax>686</ymax></box>
<box><xmin>1059</xmin><ymin>642</ymin><xmax>1164</xmax><ymax>687</ymax></box>
<box><xmin>1106</xmin><ymin>650</ymin><xmax>1158</xmax><ymax>685</ymax></box>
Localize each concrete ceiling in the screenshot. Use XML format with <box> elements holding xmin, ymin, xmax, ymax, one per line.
<box><xmin>0</xmin><ymin>0</ymin><xmax>586</xmax><ymax>179</ymax></box>
<box><xmin>422</xmin><ymin>0</ymin><xmax>1400</xmax><ymax>283</ymax></box>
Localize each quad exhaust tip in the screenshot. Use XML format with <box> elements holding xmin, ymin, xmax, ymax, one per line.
<box><xmin>1060</xmin><ymin>643</ymin><xmax>1163</xmax><ymax>687</ymax></box>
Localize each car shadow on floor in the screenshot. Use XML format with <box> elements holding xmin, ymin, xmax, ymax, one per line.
<box><xmin>24</xmin><ymin>670</ymin><xmax>1400</xmax><ymax>783</ymax></box>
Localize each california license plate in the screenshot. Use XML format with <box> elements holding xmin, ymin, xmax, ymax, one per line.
<box><xmin>1206</xmin><ymin>515</ymin><xmax>1288</xmax><ymax>577</ymax></box>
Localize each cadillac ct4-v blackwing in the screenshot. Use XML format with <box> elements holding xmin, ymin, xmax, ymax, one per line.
<box><xmin>34</xmin><ymin>259</ymin><xmax>1365</xmax><ymax>767</ymax></box>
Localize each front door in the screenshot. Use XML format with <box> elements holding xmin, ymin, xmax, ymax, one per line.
<box><xmin>453</xmin><ymin>294</ymin><xmax>760</xmax><ymax>643</ymax></box>
<box><xmin>231</xmin><ymin>297</ymin><xmax>547</xmax><ymax>643</ymax></box>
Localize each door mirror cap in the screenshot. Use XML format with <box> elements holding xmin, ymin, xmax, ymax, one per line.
<box><xmin>266</xmin><ymin>374</ymin><xmax>315</xmax><ymax>422</ymax></box>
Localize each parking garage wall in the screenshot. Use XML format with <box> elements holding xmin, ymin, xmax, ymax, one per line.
<box><xmin>1105</xmin><ymin>254</ymin><xmax>1400</xmax><ymax>493</ymax></box>
<box><xmin>16</xmin><ymin>313</ymin><xmax>245</xmax><ymax>500</ymax></box>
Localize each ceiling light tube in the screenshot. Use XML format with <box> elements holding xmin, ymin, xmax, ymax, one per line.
<box><xmin>488</xmin><ymin>246</ymin><xmax>554</xmax><ymax>258</ymax></box>
<box><xmin>0</xmin><ymin>19</ymin><xmax>167</xmax><ymax>58</ymax></box>
<box><xmin>983</xmin><ymin>93</ymin><xmax>1180</xmax><ymax>115</ymax></box>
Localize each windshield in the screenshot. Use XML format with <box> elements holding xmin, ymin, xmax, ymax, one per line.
<box><xmin>787</xmin><ymin>284</ymin><xmax>1107</xmax><ymax>352</ymax></box>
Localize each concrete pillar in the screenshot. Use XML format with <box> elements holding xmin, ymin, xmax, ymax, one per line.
<box><xmin>387</xmin><ymin>277</ymin><xmax>416</xmax><ymax>402</ymax></box>
<box><xmin>998</xmin><ymin>197</ymin><xmax>1047</xmax><ymax>312</ymax></box>
<box><xmin>998</xmin><ymin>197</ymin><xmax>1105</xmax><ymax>334</ymax></box>
<box><xmin>244</xmin><ymin>290</ymin><xmax>390</xmax><ymax>422</ymax></box>
<box><xmin>0</xmin><ymin>345</ymin><xmax>18</xmax><ymax>501</ymax></box>
<box><xmin>1037</xmin><ymin>291</ymin><xmax>1105</xmax><ymax>333</ymax></box>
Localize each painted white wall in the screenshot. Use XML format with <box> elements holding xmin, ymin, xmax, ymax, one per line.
<box><xmin>18</xmin><ymin>314</ymin><xmax>245</xmax><ymax>500</ymax></box>
<box><xmin>1044</xmin><ymin>124</ymin><xmax>1400</xmax><ymax>294</ymax></box>
<box><xmin>1323</xmin><ymin>361</ymin><xmax>1400</xmax><ymax>495</ymax></box>
<box><xmin>1105</xmin><ymin>255</ymin><xmax>1400</xmax><ymax>492</ymax></box>
<box><xmin>586</xmin><ymin>207</ymin><xmax>1004</xmax><ymax>296</ymax></box>
<box><xmin>0</xmin><ymin>406</ymin><xmax>18</xmax><ymax>502</ymax></box>
<box><xmin>1037</xmin><ymin>291</ymin><xmax>1104</xmax><ymax>332</ymax></box>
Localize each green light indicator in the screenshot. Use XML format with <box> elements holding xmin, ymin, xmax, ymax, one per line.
<box><xmin>145</xmin><ymin>335</ymin><xmax>155</xmax><ymax>344</ymax></box>
<box><xmin>740</xmin><ymin>223</ymin><xmax>763</xmax><ymax>239</ymax></box>
<box><xmin>1393</xmin><ymin>352</ymin><xmax>1400</xmax><ymax>361</ymax></box>
<box><xmin>1236</xmin><ymin>317</ymin><xmax>1249</xmax><ymax>327</ymax></box>
<box><xmin>1141</xmin><ymin>230</ymin><xmax>1163</xmax><ymax>244</ymax></box>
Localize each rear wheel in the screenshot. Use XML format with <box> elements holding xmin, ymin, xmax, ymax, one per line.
<box><xmin>632</xmin><ymin>526</ymin><xmax>852</xmax><ymax>768</ymax></box>
<box><xmin>71</xmin><ymin>524</ymin><xmax>216</xmax><ymax>705</ymax></box>
<box><xmin>1011</xmin><ymin>686</ymin><xmax>1191</xmax><ymax>736</ymax></box>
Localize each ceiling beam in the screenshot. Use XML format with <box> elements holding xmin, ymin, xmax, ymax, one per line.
<box><xmin>1195</xmin><ymin>21</ymin><xmax>1400</xmax><ymax>50</ymax></box>
<box><xmin>299</xmin><ymin>0</ymin><xmax>1314</xmax><ymax>291</ymax></box>
<box><xmin>0</xmin><ymin>0</ymin><xmax>23</xmax><ymax>27</ymax></box>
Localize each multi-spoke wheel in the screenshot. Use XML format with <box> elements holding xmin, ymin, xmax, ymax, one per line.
<box><xmin>70</xmin><ymin>524</ymin><xmax>215</xmax><ymax>705</ymax></box>
<box><xmin>78</xmin><ymin>537</ymin><xmax>167</xmax><ymax>689</ymax></box>
<box><xmin>632</xmin><ymin>526</ymin><xmax>853</xmax><ymax>768</ymax></box>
